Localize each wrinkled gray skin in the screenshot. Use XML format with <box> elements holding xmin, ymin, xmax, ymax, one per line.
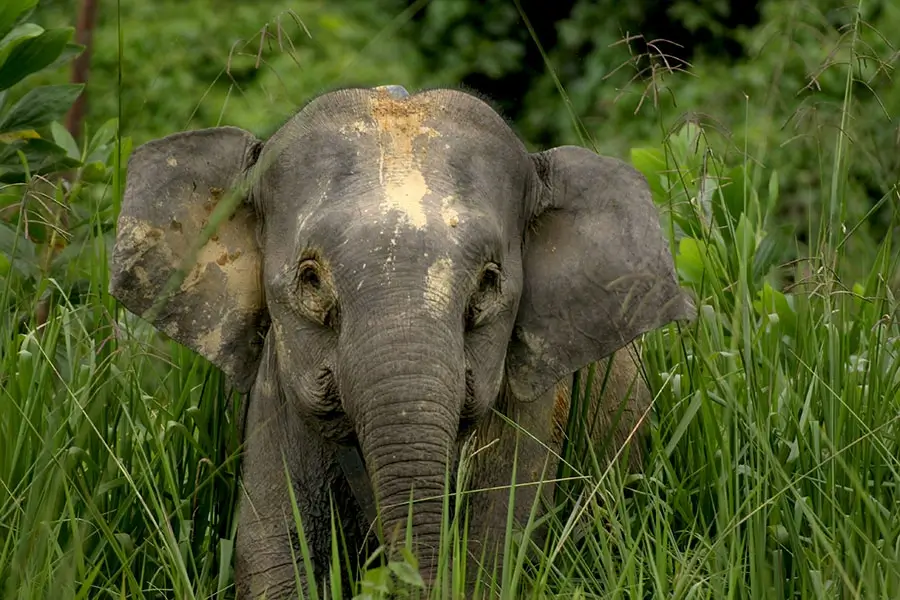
<box><xmin>109</xmin><ymin>86</ymin><xmax>694</xmax><ymax>598</ymax></box>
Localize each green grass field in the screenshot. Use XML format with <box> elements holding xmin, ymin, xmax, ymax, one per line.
<box><xmin>2</xmin><ymin>1</ymin><xmax>899</xmax><ymax>598</ymax></box>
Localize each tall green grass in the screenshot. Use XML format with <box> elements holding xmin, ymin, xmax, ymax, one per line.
<box><xmin>1</xmin><ymin>181</ymin><xmax>243</xmax><ymax>598</ymax></box>
<box><xmin>2</xmin><ymin>0</ymin><xmax>899</xmax><ymax>598</ymax></box>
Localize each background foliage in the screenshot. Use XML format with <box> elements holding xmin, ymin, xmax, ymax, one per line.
<box><xmin>1</xmin><ymin>0</ymin><xmax>898</xmax><ymax>597</ymax></box>
<box><xmin>27</xmin><ymin>0</ymin><xmax>900</xmax><ymax>279</ymax></box>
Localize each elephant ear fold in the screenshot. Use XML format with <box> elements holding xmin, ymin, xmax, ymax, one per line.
<box><xmin>506</xmin><ymin>145</ymin><xmax>695</xmax><ymax>402</ymax></box>
<box><xmin>109</xmin><ymin>126</ymin><xmax>268</xmax><ymax>393</ymax></box>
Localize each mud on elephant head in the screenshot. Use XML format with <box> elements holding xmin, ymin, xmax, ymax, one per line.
<box><xmin>109</xmin><ymin>85</ymin><xmax>693</xmax><ymax>591</ymax></box>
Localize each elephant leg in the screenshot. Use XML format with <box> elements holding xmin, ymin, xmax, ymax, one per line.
<box><xmin>460</xmin><ymin>344</ymin><xmax>651</xmax><ymax>597</ymax></box>
<box><xmin>460</xmin><ymin>387</ymin><xmax>561</xmax><ymax>597</ymax></box>
<box><xmin>234</xmin><ymin>376</ymin><xmax>370</xmax><ymax>599</ymax></box>
<box><xmin>555</xmin><ymin>342</ymin><xmax>652</xmax><ymax>475</ymax></box>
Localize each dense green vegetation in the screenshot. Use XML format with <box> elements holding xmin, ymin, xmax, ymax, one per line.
<box><xmin>2</xmin><ymin>0</ymin><xmax>898</xmax><ymax>597</ymax></box>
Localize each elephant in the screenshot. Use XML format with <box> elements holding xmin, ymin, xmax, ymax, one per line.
<box><xmin>108</xmin><ymin>84</ymin><xmax>693</xmax><ymax>598</ymax></box>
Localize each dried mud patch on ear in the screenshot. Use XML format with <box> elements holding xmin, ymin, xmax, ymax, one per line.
<box><xmin>182</xmin><ymin>237</ymin><xmax>259</xmax><ymax>308</ymax></box>
<box><xmin>112</xmin><ymin>216</ymin><xmax>177</xmax><ymax>298</ymax></box>
<box><xmin>111</xmin><ymin>187</ymin><xmax>264</xmax><ymax>378</ymax></box>
<box><xmin>177</xmin><ymin>193</ymin><xmax>264</xmax><ymax>362</ymax></box>
<box><xmin>184</xmin><ymin>242</ymin><xmax>262</xmax><ymax>360</ymax></box>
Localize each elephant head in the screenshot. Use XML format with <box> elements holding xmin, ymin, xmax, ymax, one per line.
<box><xmin>109</xmin><ymin>86</ymin><xmax>692</xmax><ymax>576</ymax></box>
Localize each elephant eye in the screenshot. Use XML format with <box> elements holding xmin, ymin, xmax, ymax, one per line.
<box><xmin>291</xmin><ymin>256</ymin><xmax>339</xmax><ymax>329</ymax></box>
<box><xmin>478</xmin><ymin>264</ymin><xmax>501</xmax><ymax>295</ymax></box>
<box><xmin>466</xmin><ymin>263</ymin><xmax>502</xmax><ymax>331</ymax></box>
<box><xmin>298</xmin><ymin>260</ymin><xmax>321</xmax><ymax>290</ymax></box>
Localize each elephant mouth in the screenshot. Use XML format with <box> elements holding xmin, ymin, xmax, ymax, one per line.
<box><xmin>458</xmin><ymin>365</ymin><xmax>479</xmax><ymax>434</ymax></box>
<box><xmin>336</xmin><ymin>441</ymin><xmax>379</xmax><ymax>528</ymax></box>
<box><xmin>310</xmin><ymin>367</ymin><xmax>356</xmax><ymax>442</ymax></box>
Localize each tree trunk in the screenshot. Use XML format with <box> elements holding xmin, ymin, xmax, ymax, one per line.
<box><xmin>65</xmin><ymin>0</ymin><xmax>99</xmax><ymax>141</ymax></box>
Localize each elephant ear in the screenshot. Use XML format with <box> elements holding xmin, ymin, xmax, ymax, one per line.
<box><xmin>506</xmin><ymin>145</ymin><xmax>694</xmax><ymax>402</ymax></box>
<box><xmin>109</xmin><ymin>126</ymin><xmax>268</xmax><ymax>393</ymax></box>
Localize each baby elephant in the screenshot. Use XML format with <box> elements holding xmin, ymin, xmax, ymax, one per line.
<box><xmin>109</xmin><ymin>85</ymin><xmax>693</xmax><ymax>598</ymax></box>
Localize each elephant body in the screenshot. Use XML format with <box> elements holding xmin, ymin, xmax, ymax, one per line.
<box><xmin>108</xmin><ymin>85</ymin><xmax>692</xmax><ymax>598</ymax></box>
<box><xmin>234</xmin><ymin>339</ymin><xmax>648</xmax><ymax>598</ymax></box>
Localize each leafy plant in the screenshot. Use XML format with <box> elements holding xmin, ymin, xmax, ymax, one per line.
<box><xmin>0</xmin><ymin>0</ymin><xmax>85</xmax><ymax>182</ymax></box>
<box><xmin>0</xmin><ymin>0</ymin><xmax>130</xmax><ymax>334</ymax></box>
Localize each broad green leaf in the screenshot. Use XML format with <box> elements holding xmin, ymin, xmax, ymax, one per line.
<box><xmin>0</xmin><ymin>27</ymin><xmax>74</xmax><ymax>91</ymax></box>
<box><xmin>0</xmin><ymin>23</ymin><xmax>41</xmax><ymax>45</ymax></box>
<box><xmin>712</xmin><ymin>165</ymin><xmax>747</xmax><ymax>231</ymax></box>
<box><xmin>45</xmin><ymin>41</ymin><xmax>84</xmax><ymax>72</ymax></box>
<box><xmin>752</xmin><ymin>223</ymin><xmax>793</xmax><ymax>282</ymax></box>
<box><xmin>630</xmin><ymin>146</ymin><xmax>668</xmax><ymax>203</ymax></box>
<box><xmin>358</xmin><ymin>565</ymin><xmax>392</xmax><ymax>594</ymax></box>
<box><xmin>759</xmin><ymin>282</ymin><xmax>797</xmax><ymax>334</ymax></box>
<box><xmin>50</xmin><ymin>121</ymin><xmax>80</xmax><ymax>160</ymax></box>
<box><xmin>735</xmin><ymin>213</ymin><xmax>756</xmax><ymax>267</ymax></box>
<box><xmin>0</xmin><ymin>83</ymin><xmax>83</xmax><ymax>133</ymax></box>
<box><xmin>0</xmin><ymin>136</ymin><xmax>80</xmax><ymax>182</ymax></box>
<box><xmin>87</xmin><ymin>118</ymin><xmax>119</xmax><ymax>157</ymax></box>
<box><xmin>388</xmin><ymin>559</ymin><xmax>425</xmax><ymax>588</ymax></box>
<box><xmin>0</xmin><ymin>23</ymin><xmax>43</xmax><ymax>71</ymax></box>
<box><xmin>0</xmin><ymin>129</ymin><xmax>38</xmax><ymax>143</ymax></box>
<box><xmin>81</xmin><ymin>161</ymin><xmax>110</xmax><ymax>183</ymax></box>
<box><xmin>668</xmin><ymin>121</ymin><xmax>706</xmax><ymax>171</ymax></box>
<box><xmin>0</xmin><ymin>188</ymin><xmax>21</xmax><ymax>210</ymax></box>
<box><xmin>0</xmin><ymin>0</ymin><xmax>37</xmax><ymax>43</ymax></box>
<box><xmin>0</xmin><ymin>220</ymin><xmax>38</xmax><ymax>278</ymax></box>
<box><xmin>677</xmin><ymin>236</ymin><xmax>713</xmax><ymax>285</ymax></box>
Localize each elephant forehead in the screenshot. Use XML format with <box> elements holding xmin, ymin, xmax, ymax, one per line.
<box><xmin>271</xmin><ymin>89</ymin><xmax>525</xmax><ymax>252</ymax></box>
<box><xmin>334</xmin><ymin>93</ymin><xmax>445</xmax><ymax>231</ymax></box>
<box><xmin>294</xmin><ymin>173</ymin><xmax>501</xmax><ymax>255</ymax></box>
<box><xmin>304</xmin><ymin>196</ymin><xmax>501</xmax><ymax>269</ymax></box>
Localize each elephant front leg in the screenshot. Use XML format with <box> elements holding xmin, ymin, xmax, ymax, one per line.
<box><xmin>234</xmin><ymin>381</ymin><xmax>368</xmax><ymax>599</ymax></box>
<box><xmin>460</xmin><ymin>385</ymin><xmax>562</xmax><ymax>595</ymax></box>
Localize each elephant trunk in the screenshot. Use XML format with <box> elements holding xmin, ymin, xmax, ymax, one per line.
<box><xmin>339</xmin><ymin>316</ymin><xmax>464</xmax><ymax>577</ymax></box>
